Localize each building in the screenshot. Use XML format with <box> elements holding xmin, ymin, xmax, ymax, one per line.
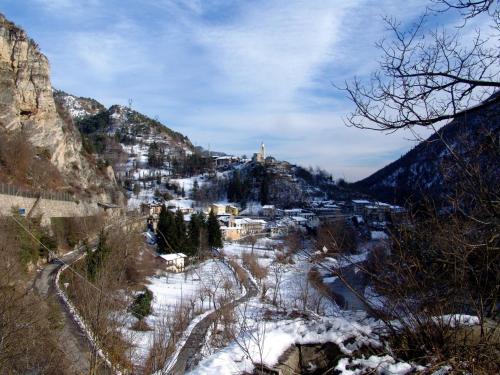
<box><xmin>221</xmin><ymin>225</ymin><xmax>243</xmax><ymax>241</ymax></box>
<box><xmin>235</xmin><ymin>218</ymin><xmax>266</xmax><ymax>236</ymax></box>
<box><xmin>225</xmin><ymin>205</ymin><xmax>240</xmax><ymax>216</ymax></box>
<box><xmin>269</xmin><ymin>223</ymin><xmax>288</xmax><ymax>238</ymax></box>
<box><xmin>141</xmin><ymin>202</ymin><xmax>163</xmax><ymax>216</ymax></box>
<box><xmin>159</xmin><ymin>253</ymin><xmax>187</xmax><ymax>273</ymax></box>
<box><xmin>252</xmin><ymin>142</ymin><xmax>266</xmax><ymax>163</ymax></box>
<box><xmin>262</xmin><ymin>205</ymin><xmax>276</xmax><ymax>218</ymax></box>
<box><xmin>210</xmin><ymin>203</ymin><xmax>227</xmax><ymax>216</ymax></box>
<box><xmin>214</xmin><ymin>155</ymin><xmax>239</xmax><ymax>168</ymax></box>
<box><xmin>351</xmin><ymin>199</ymin><xmax>370</xmax><ymax>215</ymax></box>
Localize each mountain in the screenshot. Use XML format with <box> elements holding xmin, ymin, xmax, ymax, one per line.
<box><xmin>0</xmin><ymin>13</ymin><xmax>120</xmax><ymax>201</ymax></box>
<box><xmin>353</xmin><ymin>94</ymin><xmax>500</xmax><ymax>205</ymax></box>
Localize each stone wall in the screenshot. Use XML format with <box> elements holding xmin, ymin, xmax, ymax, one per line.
<box><xmin>0</xmin><ymin>193</ymin><xmax>100</xmax><ymax>225</ymax></box>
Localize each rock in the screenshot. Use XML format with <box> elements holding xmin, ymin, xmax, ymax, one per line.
<box><xmin>0</xmin><ymin>13</ymin><xmax>122</xmax><ymax>204</ymax></box>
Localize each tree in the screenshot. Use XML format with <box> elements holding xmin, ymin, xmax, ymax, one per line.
<box><xmin>156</xmin><ymin>205</ymin><xmax>175</xmax><ymax>254</ymax></box>
<box><xmin>191</xmin><ymin>179</ymin><xmax>200</xmax><ymax>201</ymax></box>
<box><xmin>342</xmin><ymin>1</ymin><xmax>499</xmax><ymax>131</ymax></box>
<box><xmin>336</xmin><ymin>1</ymin><xmax>500</xmax><ymax>371</ymax></box>
<box><xmin>174</xmin><ymin>209</ymin><xmax>188</xmax><ymax>252</ymax></box>
<box><xmin>187</xmin><ymin>212</ymin><xmax>206</xmax><ymax>256</ymax></box>
<box><xmin>133</xmin><ymin>183</ymin><xmax>141</xmax><ymax>198</ymax></box>
<box><xmin>131</xmin><ymin>288</ymin><xmax>153</xmax><ymax>320</ymax></box>
<box><xmin>259</xmin><ymin>171</ymin><xmax>270</xmax><ymax>205</ymax></box>
<box><xmin>207</xmin><ymin>209</ymin><xmax>223</xmax><ymax>249</ymax></box>
<box><xmin>86</xmin><ymin>230</ymin><xmax>110</xmax><ymax>281</ymax></box>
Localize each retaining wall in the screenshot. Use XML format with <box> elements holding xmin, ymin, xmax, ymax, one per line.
<box><xmin>0</xmin><ymin>193</ymin><xmax>100</xmax><ymax>225</ymax></box>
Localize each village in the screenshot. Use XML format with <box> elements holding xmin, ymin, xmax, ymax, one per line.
<box><xmin>133</xmin><ymin>142</ymin><xmax>405</xmax><ymax>272</ymax></box>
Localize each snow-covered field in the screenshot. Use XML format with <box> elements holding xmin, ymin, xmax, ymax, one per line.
<box><xmin>122</xmin><ymin>259</ymin><xmax>242</xmax><ymax>365</ymax></box>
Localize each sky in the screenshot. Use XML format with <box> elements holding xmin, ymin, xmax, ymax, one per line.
<box><xmin>1</xmin><ymin>0</ymin><xmax>473</xmax><ymax>180</ymax></box>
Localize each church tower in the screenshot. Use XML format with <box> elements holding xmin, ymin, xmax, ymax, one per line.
<box><xmin>260</xmin><ymin>142</ymin><xmax>265</xmax><ymax>161</ymax></box>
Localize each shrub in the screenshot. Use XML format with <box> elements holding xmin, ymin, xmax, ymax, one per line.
<box><xmin>131</xmin><ymin>288</ymin><xmax>153</xmax><ymax>320</ymax></box>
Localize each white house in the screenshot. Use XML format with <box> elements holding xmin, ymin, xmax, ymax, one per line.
<box><xmin>159</xmin><ymin>253</ymin><xmax>187</xmax><ymax>273</ymax></box>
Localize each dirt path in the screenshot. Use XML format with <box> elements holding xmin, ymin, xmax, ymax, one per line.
<box><xmin>168</xmin><ymin>263</ymin><xmax>259</xmax><ymax>375</ymax></box>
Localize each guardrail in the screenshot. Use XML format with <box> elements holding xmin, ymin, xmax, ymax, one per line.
<box><xmin>0</xmin><ymin>182</ymin><xmax>74</xmax><ymax>202</ymax></box>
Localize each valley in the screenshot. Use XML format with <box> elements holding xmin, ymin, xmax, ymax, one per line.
<box><xmin>0</xmin><ymin>2</ymin><xmax>498</xmax><ymax>375</ymax></box>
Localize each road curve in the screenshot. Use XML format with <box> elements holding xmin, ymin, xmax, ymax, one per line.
<box><xmin>168</xmin><ymin>261</ymin><xmax>259</xmax><ymax>375</ymax></box>
<box><xmin>34</xmin><ymin>249</ymin><xmax>111</xmax><ymax>375</ymax></box>
<box><xmin>34</xmin><ymin>250</ymin><xmax>93</xmax><ymax>374</ymax></box>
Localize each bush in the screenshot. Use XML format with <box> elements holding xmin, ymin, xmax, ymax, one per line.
<box><xmin>131</xmin><ymin>288</ymin><xmax>153</xmax><ymax>320</ymax></box>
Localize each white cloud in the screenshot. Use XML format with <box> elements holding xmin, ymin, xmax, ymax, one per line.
<box><xmin>12</xmin><ymin>0</ymin><xmax>459</xmax><ymax>180</ymax></box>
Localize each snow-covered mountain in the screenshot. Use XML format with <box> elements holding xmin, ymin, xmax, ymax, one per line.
<box><xmin>354</xmin><ymin>94</ymin><xmax>500</xmax><ymax>205</ymax></box>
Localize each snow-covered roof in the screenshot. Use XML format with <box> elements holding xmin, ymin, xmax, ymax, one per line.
<box><xmin>352</xmin><ymin>199</ymin><xmax>371</xmax><ymax>204</ymax></box>
<box><xmin>159</xmin><ymin>253</ymin><xmax>187</xmax><ymax>261</ymax></box>
<box><xmin>262</xmin><ymin>205</ymin><xmax>275</xmax><ymax>209</ymax></box>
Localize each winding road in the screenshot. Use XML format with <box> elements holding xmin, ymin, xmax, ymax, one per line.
<box><xmin>168</xmin><ymin>261</ymin><xmax>259</xmax><ymax>375</ymax></box>
<box><xmin>35</xmin><ymin>249</ymin><xmax>92</xmax><ymax>374</ymax></box>
<box><xmin>34</xmin><ymin>248</ymin><xmax>111</xmax><ymax>375</ymax></box>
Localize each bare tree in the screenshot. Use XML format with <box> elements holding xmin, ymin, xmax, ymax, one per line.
<box><xmin>341</xmin><ymin>1</ymin><xmax>499</xmax><ymax>131</ymax></box>
<box><xmin>334</xmin><ymin>1</ymin><xmax>500</xmax><ymax>371</ymax></box>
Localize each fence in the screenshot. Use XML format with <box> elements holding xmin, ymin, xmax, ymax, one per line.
<box><xmin>0</xmin><ymin>182</ymin><xmax>74</xmax><ymax>202</ymax></box>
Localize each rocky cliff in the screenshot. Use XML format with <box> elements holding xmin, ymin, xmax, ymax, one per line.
<box><xmin>0</xmin><ymin>14</ymin><xmax>121</xmax><ymax>202</ymax></box>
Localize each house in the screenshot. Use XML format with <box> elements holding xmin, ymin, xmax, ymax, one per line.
<box><xmin>235</xmin><ymin>218</ymin><xmax>267</xmax><ymax>235</ymax></box>
<box><xmin>262</xmin><ymin>205</ymin><xmax>276</xmax><ymax>217</ymax></box>
<box><xmin>352</xmin><ymin>199</ymin><xmax>371</xmax><ymax>215</ymax></box>
<box><xmin>159</xmin><ymin>253</ymin><xmax>187</xmax><ymax>273</ymax></box>
<box><xmin>141</xmin><ymin>202</ymin><xmax>163</xmax><ymax>217</ymax></box>
<box><xmin>210</xmin><ymin>203</ymin><xmax>227</xmax><ymax>216</ymax></box>
<box><xmin>225</xmin><ymin>205</ymin><xmax>239</xmax><ymax>216</ymax></box>
<box><xmin>269</xmin><ymin>223</ymin><xmax>288</xmax><ymax>238</ymax></box>
<box><xmin>283</xmin><ymin>208</ymin><xmax>302</xmax><ymax>217</ymax></box>
<box><xmin>221</xmin><ymin>225</ymin><xmax>243</xmax><ymax>241</ymax></box>
<box><xmin>291</xmin><ymin>216</ymin><xmax>308</xmax><ymax>230</ymax></box>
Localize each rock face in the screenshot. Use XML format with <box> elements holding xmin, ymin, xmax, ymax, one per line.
<box><xmin>0</xmin><ymin>13</ymin><xmax>120</xmax><ymax>202</ymax></box>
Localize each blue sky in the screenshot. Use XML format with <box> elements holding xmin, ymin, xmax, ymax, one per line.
<box><xmin>2</xmin><ymin>0</ymin><xmax>470</xmax><ymax>180</ymax></box>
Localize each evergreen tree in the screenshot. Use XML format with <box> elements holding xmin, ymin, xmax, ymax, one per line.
<box><xmin>174</xmin><ymin>209</ymin><xmax>188</xmax><ymax>251</ymax></box>
<box><xmin>86</xmin><ymin>231</ymin><xmax>110</xmax><ymax>281</ymax></box>
<box><xmin>207</xmin><ymin>209</ymin><xmax>223</xmax><ymax>249</ymax></box>
<box><xmin>259</xmin><ymin>171</ymin><xmax>270</xmax><ymax>205</ymax></box>
<box><xmin>157</xmin><ymin>205</ymin><xmax>176</xmax><ymax>253</ymax></box>
<box><xmin>191</xmin><ymin>179</ymin><xmax>200</xmax><ymax>201</ymax></box>
<box><xmin>188</xmin><ymin>212</ymin><xmax>206</xmax><ymax>256</ymax></box>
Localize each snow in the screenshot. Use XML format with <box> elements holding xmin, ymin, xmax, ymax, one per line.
<box><xmin>189</xmin><ymin>313</ymin><xmax>384</xmax><ymax>375</ymax></box>
<box><xmin>240</xmin><ymin>201</ymin><xmax>263</xmax><ymax>216</ymax></box>
<box><xmin>123</xmin><ymin>259</ymin><xmax>242</xmax><ymax>365</ymax></box>
<box><xmin>336</xmin><ymin>355</ymin><xmax>413</xmax><ymax>375</ymax></box>
<box><xmin>371</xmin><ymin>231</ymin><xmax>389</xmax><ymax>240</ymax></box>
<box><xmin>159</xmin><ymin>253</ymin><xmax>186</xmax><ymax>261</ymax></box>
<box><xmin>434</xmin><ymin>314</ymin><xmax>480</xmax><ymax>328</ymax></box>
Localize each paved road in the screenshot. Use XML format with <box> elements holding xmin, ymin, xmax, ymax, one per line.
<box><xmin>34</xmin><ymin>250</ymin><xmax>111</xmax><ymax>375</ymax></box>
<box><xmin>168</xmin><ymin>263</ymin><xmax>259</xmax><ymax>375</ymax></box>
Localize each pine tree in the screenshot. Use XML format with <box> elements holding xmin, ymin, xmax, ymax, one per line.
<box><xmin>191</xmin><ymin>179</ymin><xmax>199</xmax><ymax>200</ymax></box>
<box><xmin>259</xmin><ymin>171</ymin><xmax>270</xmax><ymax>205</ymax></box>
<box><xmin>174</xmin><ymin>209</ymin><xmax>187</xmax><ymax>252</ymax></box>
<box><xmin>157</xmin><ymin>205</ymin><xmax>176</xmax><ymax>253</ymax></box>
<box><xmin>86</xmin><ymin>231</ymin><xmax>110</xmax><ymax>281</ymax></box>
<box><xmin>207</xmin><ymin>209</ymin><xmax>223</xmax><ymax>249</ymax></box>
<box><xmin>188</xmin><ymin>212</ymin><xmax>206</xmax><ymax>256</ymax></box>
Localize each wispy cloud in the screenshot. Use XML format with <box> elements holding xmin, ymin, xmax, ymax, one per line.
<box><xmin>3</xmin><ymin>0</ymin><xmax>461</xmax><ymax>180</ymax></box>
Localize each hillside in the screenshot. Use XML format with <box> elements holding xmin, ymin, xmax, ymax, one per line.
<box><xmin>354</xmin><ymin>94</ymin><xmax>500</xmax><ymax>205</ymax></box>
<box><xmin>0</xmin><ymin>14</ymin><xmax>120</xmax><ymax>202</ymax></box>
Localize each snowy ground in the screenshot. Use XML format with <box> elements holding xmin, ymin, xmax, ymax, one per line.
<box><xmin>122</xmin><ymin>259</ymin><xmax>242</xmax><ymax>365</ymax></box>
<box><xmin>189</xmin><ymin>303</ymin><xmax>414</xmax><ymax>375</ymax></box>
